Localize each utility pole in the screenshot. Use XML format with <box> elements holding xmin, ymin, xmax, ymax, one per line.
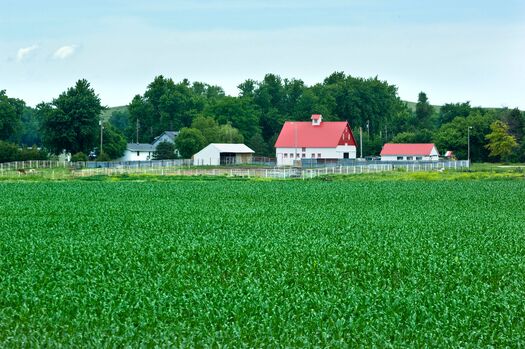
<box><xmin>99</xmin><ymin>120</ymin><xmax>103</xmax><ymax>155</ymax></box>
<box><xmin>359</xmin><ymin>127</ymin><xmax>363</xmax><ymax>159</ymax></box>
<box><xmin>467</xmin><ymin>126</ymin><xmax>473</xmax><ymax>168</ymax></box>
<box><xmin>136</xmin><ymin>118</ymin><xmax>140</xmax><ymax>143</ymax></box>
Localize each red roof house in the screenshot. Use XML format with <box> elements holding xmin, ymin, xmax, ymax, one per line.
<box><xmin>380</xmin><ymin>143</ymin><xmax>439</xmax><ymax>161</ymax></box>
<box><xmin>275</xmin><ymin>114</ymin><xmax>357</xmax><ymax>165</ymax></box>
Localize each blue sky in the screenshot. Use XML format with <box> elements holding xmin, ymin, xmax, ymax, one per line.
<box><xmin>2</xmin><ymin>0</ymin><xmax>524</xmax><ymax>108</ymax></box>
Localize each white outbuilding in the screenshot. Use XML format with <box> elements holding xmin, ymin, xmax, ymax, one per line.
<box><xmin>380</xmin><ymin>143</ymin><xmax>440</xmax><ymax>161</ymax></box>
<box><xmin>193</xmin><ymin>143</ymin><xmax>255</xmax><ymax>166</ymax></box>
<box><xmin>120</xmin><ymin>143</ymin><xmax>157</xmax><ymax>161</ymax></box>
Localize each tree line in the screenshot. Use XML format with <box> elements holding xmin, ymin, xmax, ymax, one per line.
<box><xmin>1</xmin><ymin>73</ymin><xmax>524</xmax><ymax>162</ymax></box>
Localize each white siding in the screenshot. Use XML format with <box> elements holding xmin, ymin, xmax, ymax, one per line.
<box><xmin>276</xmin><ymin>145</ymin><xmax>356</xmax><ymax>166</ymax></box>
<box><xmin>193</xmin><ymin>146</ymin><xmax>221</xmax><ymax>166</ymax></box>
<box><xmin>120</xmin><ymin>150</ymin><xmax>153</xmax><ymax>161</ymax></box>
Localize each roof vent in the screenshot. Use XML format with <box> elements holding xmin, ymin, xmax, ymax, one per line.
<box><xmin>311</xmin><ymin>114</ymin><xmax>322</xmax><ymax>126</ymax></box>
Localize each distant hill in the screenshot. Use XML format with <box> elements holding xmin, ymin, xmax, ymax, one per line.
<box><xmin>101</xmin><ymin>105</ymin><xmax>127</xmax><ymax>121</ymax></box>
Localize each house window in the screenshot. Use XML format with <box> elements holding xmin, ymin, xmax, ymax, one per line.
<box><xmin>416</xmin><ymin>156</ymin><xmax>422</xmax><ymax>160</ymax></box>
<box><xmin>302</xmin><ymin>147</ymin><xmax>306</xmax><ymax>152</ymax></box>
<box><xmin>311</xmin><ymin>153</ymin><xmax>316</xmax><ymax>158</ymax></box>
<box><xmin>318</xmin><ymin>153</ymin><xmax>322</xmax><ymax>158</ymax></box>
<box><xmin>407</xmin><ymin>156</ymin><xmax>413</xmax><ymax>160</ymax></box>
<box><xmin>397</xmin><ymin>156</ymin><xmax>403</xmax><ymax>160</ymax></box>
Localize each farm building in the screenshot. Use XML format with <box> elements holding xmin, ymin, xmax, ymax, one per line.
<box><xmin>380</xmin><ymin>143</ymin><xmax>439</xmax><ymax>161</ymax></box>
<box><xmin>152</xmin><ymin>131</ymin><xmax>179</xmax><ymax>147</ymax></box>
<box><xmin>274</xmin><ymin>114</ymin><xmax>357</xmax><ymax>166</ymax></box>
<box><xmin>193</xmin><ymin>143</ymin><xmax>255</xmax><ymax>166</ymax></box>
<box><xmin>120</xmin><ymin>143</ymin><xmax>157</xmax><ymax>161</ymax></box>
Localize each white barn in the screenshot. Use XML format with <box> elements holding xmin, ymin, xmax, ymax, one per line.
<box><xmin>380</xmin><ymin>143</ymin><xmax>440</xmax><ymax>161</ymax></box>
<box><xmin>274</xmin><ymin>114</ymin><xmax>357</xmax><ymax>166</ymax></box>
<box><xmin>120</xmin><ymin>143</ymin><xmax>156</xmax><ymax>161</ymax></box>
<box><xmin>193</xmin><ymin>143</ymin><xmax>254</xmax><ymax>166</ymax></box>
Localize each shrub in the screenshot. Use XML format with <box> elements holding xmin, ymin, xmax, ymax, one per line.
<box><xmin>71</xmin><ymin>152</ymin><xmax>88</xmax><ymax>162</ymax></box>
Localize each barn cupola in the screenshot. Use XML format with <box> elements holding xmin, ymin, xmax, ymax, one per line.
<box><xmin>311</xmin><ymin>114</ymin><xmax>323</xmax><ymax>126</ymax></box>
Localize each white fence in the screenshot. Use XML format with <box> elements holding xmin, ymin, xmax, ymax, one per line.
<box><xmin>0</xmin><ymin>160</ymin><xmax>69</xmax><ymax>171</ymax></box>
<box><xmin>0</xmin><ymin>160</ymin><xmax>470</xmax><ymax>179</ymax></box>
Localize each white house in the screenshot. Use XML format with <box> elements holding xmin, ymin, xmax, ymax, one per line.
<box><xmin>274</xmin><ymin>114</ymin><xmax>357</xmax><ymax>166</ymax></box>
<box><xmin>152</xmin><ymin>131</ymin><xmax>179</xmax><ymax>147</ymax></box>
<box><xmin>120</xmin><ymin>143</ymin><xmax>157</xmax><ymax>161</ymax></box>
<box><xmin>380</xmin><ymin>143</ymin><xmax>440</xmax><ymax>161</ymax></box>
<box><xmin>193</xmin><ymin>143</ymin><xmax>255</xmax><ymax>166</ymax></box>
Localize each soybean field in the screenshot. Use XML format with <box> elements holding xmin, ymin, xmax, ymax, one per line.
<box><xmin>0</xmin><ymin>179</ymin><xmax>524</xmax><ymax>347</ymax></box>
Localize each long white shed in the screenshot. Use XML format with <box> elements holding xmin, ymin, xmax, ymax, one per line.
<box><xmin>193</xmin><ymin>143</ymin><xmax>255</xmax><ymax>166</ymax></box>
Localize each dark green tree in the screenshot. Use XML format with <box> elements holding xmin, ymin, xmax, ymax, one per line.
<box><xmin>0</xmin><ymin>90</ymin><xmax>24</xmax><ymax>142</ymax></box>
<box><xmin>38</xmin><ymin>79</ymin><xmax>104</xmax><ymax>154</ymax></box>
<box><xmin>415</xmin><ymin>92</ymin><xmax>434</xmax><ymax>129</ymax></box>
<box><xmin>175</xmin><ymin>128</ymin><xmax>206</xmax><ymax>158</ymax></box>
<box><xmin>153</xmin><ymin>141</ymin><xmax>176</xmax><ymax>160</ymax></box>
<box><xmin>96</xmin><ymin>124</ymin><xmax>127</xmax><ymax>160</ymax></box>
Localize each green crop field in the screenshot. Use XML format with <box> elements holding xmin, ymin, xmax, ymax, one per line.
<box><xmin>1</xmin><ymin>180</ymin><xmax>524</xmax><ymax>347</ymax></box>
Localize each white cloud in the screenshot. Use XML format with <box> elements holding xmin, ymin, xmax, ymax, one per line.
<box><xmin>53</xmin><ymin>45</ymin><xmax>77</xmax><ymax>59</ymax></box>
<box><xmin>16</xmin><ymin>45</ymin><xmax>39</xmax><ymax>61</ymax></box>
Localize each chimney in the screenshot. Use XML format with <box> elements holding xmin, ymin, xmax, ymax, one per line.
<box><xmin>311</xmin><ymin>114</ymin><xmax>322</xmax><ymax>126</ymax></box>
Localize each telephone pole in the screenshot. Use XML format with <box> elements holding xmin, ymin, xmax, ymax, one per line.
<box><xmin>359</xmin><ymin>127</ymin><xmax>363</xmax><ymax>159</ymax></box>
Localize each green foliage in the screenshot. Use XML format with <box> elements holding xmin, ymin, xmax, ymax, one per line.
<box><xmin>175</xmin><ymin>127</ymin><xmax>206</xmax><ymax>158</ymax></box>
<box><xmin>0</xmin><ymin>141</ymin><xmax>48</xmax><ymax>162</ymax></box>
<box><xmin>108</xmin><ymin>109</ymin><xmax>130</xmax><ymax>135</ymax></box>
<box><xmin>433</xmin><ymin>110</ymin><xmax>497</xmax><ymax>161</ymax></box>
<box><xmin>0</xmin><ymin>181</ymin><xmax>524</xmax><ymax>346</ymax></box>
<box><xmin>153</xmin><ymin>141</ymin><xmax>176</xmax><ymax>160</ymax></box>
<box><xmin>438</xmin><ymin>102</ymin><xmax>471</xmax><ymax>126</ymax></box>
<box><xmin>415</xmin><ymin>92</ymin><xmax>435</xmax><ymax>129</ymax></box>
<box><xmin>0</xmin><ymin>90</ymin><xmax>24</xmax><ymax>142</ymax></box>
<box><xmin>38</xmin><ymin>79</ymin><xmax>104</xmax><ymax>154</ymax></box>
<box><xmin>71</xmin><ymin>152</ymin><xmax>88</xmax><ymax>162</ymax></box>
<box><xmin>97</xmin><ymin>124</ymin><xmax>127</xmax><ymax>160</ymax></box>
<box><xmin>392</xmin><ymin>129</ymin><xmax>433</xmax><ymax>144</ymax></box>
<box><xmin>97</xmin><ymin>152</ymin><xmax>111</xmax><ymax>161</ymax></box>
<box><xmin>485</xmin><ymin>120</ymin><xmax>518</xmax><ymax>161</ymax></box>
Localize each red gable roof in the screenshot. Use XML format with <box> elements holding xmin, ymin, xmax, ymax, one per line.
<box><xmin>380</xmin><ymin>143</ymin><xmax>438</xmax><ymax>156</ymax></box>
<box><xmin>275</xmin><ymin>121</ymin><xmax>356</xmax><ymax>148</ymax></box>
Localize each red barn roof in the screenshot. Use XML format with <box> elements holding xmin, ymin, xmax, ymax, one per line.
<box><xmin>380</xmin><ymin>143</ymin><xmax>438</xmax><ymax>156</ymax></box>
<box><xmin>274</xmin><ymin>121</ymin><xmax>356</xmax><ymax>148</ymax></box>
<box><xmin>311</xmin><ymin>114</ymin><xmax>322</xmax><ymax>120</ymax></box>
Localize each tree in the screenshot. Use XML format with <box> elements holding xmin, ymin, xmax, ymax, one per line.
<box><xmin>96</xmin><ymin>124</ymin><xmax>127</xmax><ymax>160</ymax></box>
<box><xmin>247</xmin><ymin>132</ymin><xmax>269</xmax><ymax>156</ymax></box>
<box><xmin>216</xmin><ymin>123</ymin><xmax>244</xmax><ymax>143</ymax></box>
<box><xmin>38</xmin><ymin>79</ymin><xmax>104</xmax><ymax>154</ymax></box>
<box><xmin>175</xmin><ymin>128</ymin><xmax>206</xmax><ymax>158</ymax></box>
<box><xmin>438</xmin><ymin>102</ymin><xmax>471</xmax><ymax>126</ymax></box>
<box><xmin>415</xmin><ymin>92</ymin><xmax>434</xmax><ymax>129</ymax></box>
<box><xmin>0</xmin><ymin>90</ymin><xmax>24</xmax><ymax>142</ymax></box>
<box><xmin>485</xmin><ymin>120</ymin><xmax>518</xmax><ymax>161</ymax></box>
<box><xmin>109</xmin><ymin>109</ymin><xmax>130</xmax><ymax>135</ymax></box>
<box><xmin>153</xmin><ymin>141</ymin><xmax>176</xmax><ymax>160</ymax></box>
<box><xmin>191</xmin><ymin>116</ymin><xmax>220</xmax><ymax>144</ymax></box>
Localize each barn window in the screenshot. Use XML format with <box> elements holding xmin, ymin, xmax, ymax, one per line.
<box><xmin>283</xmin><ymin>153</ymin><xmax>288</xmax><ymax>158</ymax></box>
<box><xmin>296</xmin><ymin>153</ymin><xmax>300</xmax><ymax>158</ymax></box>
<box><xmin>397</xmin><ymin>156</ymin><xmax>403</xmax><ymax>160</ymax></box>
<box><xmin>137</xmin><ymin>151</ymin><xmax>140</xmax><ymax>156</ymax></box>
<box><xmin>302</xmin><ymin>153</ymin><xmax>305</xmax><ymax>158</ymax></box>
<box><xmin>407</xmin><ymin>156</ymin><xmax>413</xmax><ymax>160</ymax></box>
<box><xmin>416</xmin><ymin>156</ymin><xmax>422</xmax><ymax>160</ymax></box>
<box><xmin>302</xmin><ymin>147</ymin><xmax>306</xmax><ymax>152</ymax></box>
<box><xmin>311</xmin><ymin>153</ymin><xmax>315</xmax><ymax>158</ymax></box>
<box><xmin>318</xmin><ymin>153</ymin><xmax>321</xmax><ymax>158</ymax></box>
